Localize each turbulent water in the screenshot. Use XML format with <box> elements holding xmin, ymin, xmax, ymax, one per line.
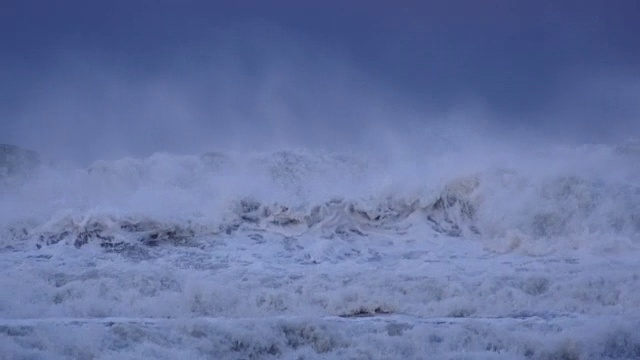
<box><xmin>1</xmin><ymin>142</ymin><xmax>640</xmax><ymax>359</ymax></box>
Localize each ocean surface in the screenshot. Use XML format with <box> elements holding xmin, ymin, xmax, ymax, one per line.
<box><xmin>1</xmin><ymin>142</ymin><xmax>640</xmax><ymax>359</ymax></box>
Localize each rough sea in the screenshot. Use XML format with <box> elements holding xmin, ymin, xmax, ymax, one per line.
<box><xmin>1</xmin><ymin>141</ymin><xmax>640</xmax><ymax>359</ymax></box>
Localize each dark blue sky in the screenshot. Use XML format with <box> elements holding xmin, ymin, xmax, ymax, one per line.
<box><xmin>2</xmin><ymin>1</ymin><xmax>639</xmax><ymax>162</ymax></box>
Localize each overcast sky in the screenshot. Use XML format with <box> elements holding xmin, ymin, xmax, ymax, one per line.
<box><xmin>1</xmin><ymin>1</ymin><xmax>639</xmax><ymax>163</ymax></box>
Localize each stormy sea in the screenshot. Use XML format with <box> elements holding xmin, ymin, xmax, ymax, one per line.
<box><xmin>1</xmin><ymin>141</ymin><xmax>640</xmax><ymax>359</ymax></box>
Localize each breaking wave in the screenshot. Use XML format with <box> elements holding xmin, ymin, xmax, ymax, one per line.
<box><xmin>2</xmin><ymin>142</ymin><xmax>639</xmax><ymax>255</ymax></box>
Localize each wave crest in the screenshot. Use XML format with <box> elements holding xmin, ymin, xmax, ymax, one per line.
<box><xmin>2</xmin><ymin>144</ymin><xmax>639</xmax><ymax>255</ymax></box>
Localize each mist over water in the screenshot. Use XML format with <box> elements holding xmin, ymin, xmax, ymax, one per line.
<box><xmin>3</xmin><ymin>25</ymin><xmax>640</xmax><ymax>256</ymax></box>
<box><xmin>5</xmin><ymin>27</ymin><xmax>402</xmax><ymax>164</ymax></box>
<box><xmin>3</xmin><ymin>23</ymin><xmax>638</xmax><ymax>165</ymax></box>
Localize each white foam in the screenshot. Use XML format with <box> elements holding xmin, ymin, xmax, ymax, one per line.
<box><xmin>1</xmin><ymin>143</ymin><xmax>640</xmax><ymax>358</ymax></box>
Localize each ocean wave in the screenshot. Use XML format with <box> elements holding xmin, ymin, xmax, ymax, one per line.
<box><xmin>2</xmin><ymin>143</ymin><xmax>639</xmax><ymax>254</ymax></box>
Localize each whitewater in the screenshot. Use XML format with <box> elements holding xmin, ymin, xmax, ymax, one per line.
<box><xmin>1</xmin><ymin>141</ymin><xmax>640</xmax><ymax>359</ymax></box>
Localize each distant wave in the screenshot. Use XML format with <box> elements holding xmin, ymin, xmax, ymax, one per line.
<box><xmin>2</xmin><ymin>143</ymin><xmax>639</xmax><ymax>254</ymax></box>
